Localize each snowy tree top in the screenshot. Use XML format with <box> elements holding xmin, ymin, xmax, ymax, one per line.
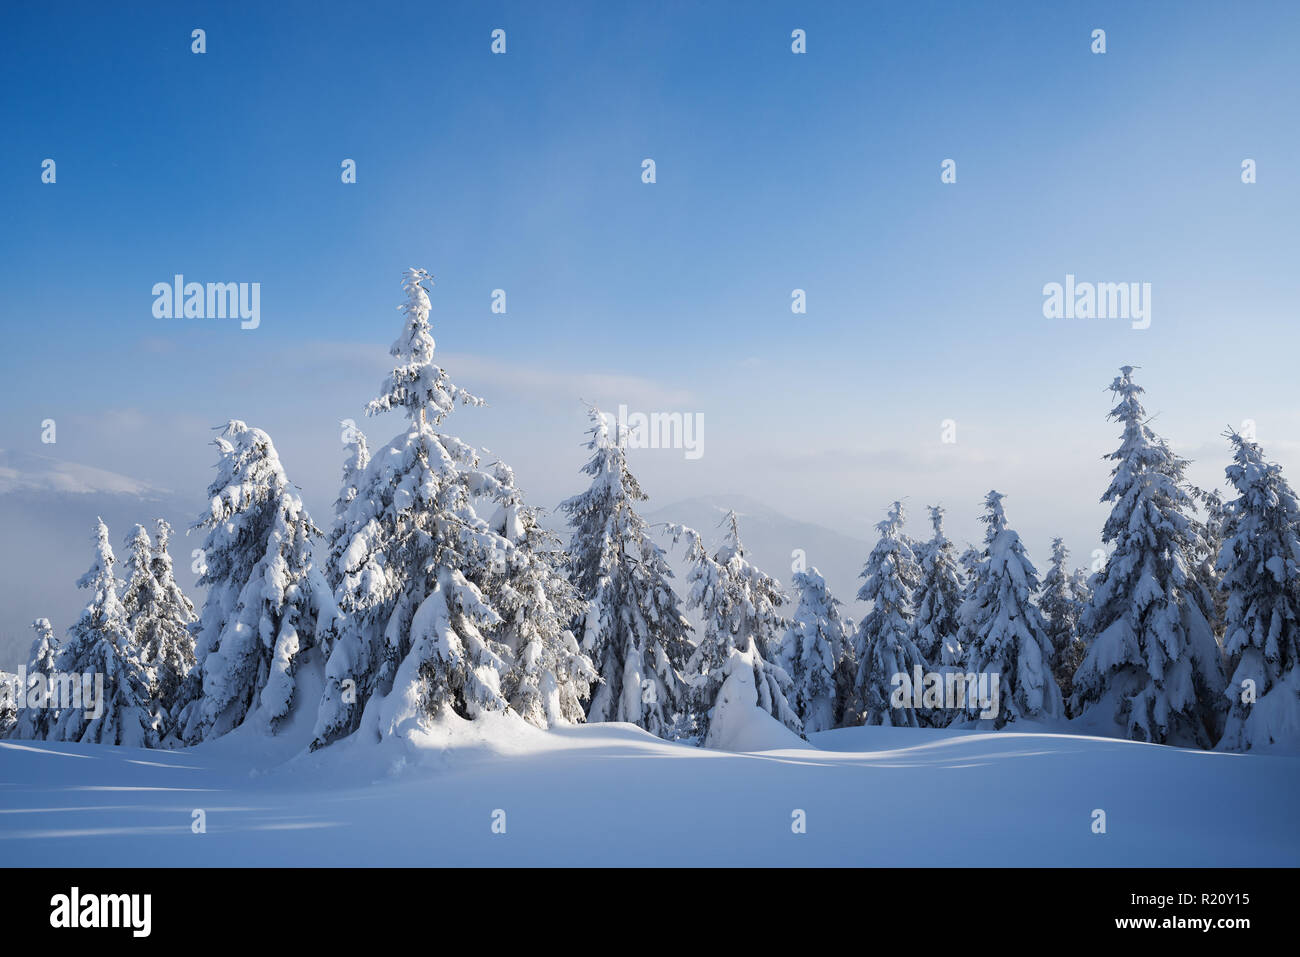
<box><xmin>1223</xmin><ymin>428</ymin><xmax>1294</xmax><ymax>501</ymax></box>
<box><xmin>566</xmin><ymin>403</ymin><xmax>645</xmax><ymax>502</ymax></box>
<box><xmin>979</xmin><ymin>491</ymin><xmax>1009</xmax><ymax>542</ymax></box>
<box><xmin>76</xmin><ymin>518</ymin><xmax>119</xmax><ymax>595</ymax></box>
<box><xmin>123</xmin><ymin>523</ymin><xmax>152</xmax><ymax>573</ymax></box>
<box><xmin>927</xmin><ymin>504</ymin><xmax>946</xmax><ymax>537</ymax></box>
<box><xmin>340</xmin><ymin>422</ymin><xmax>370</xmax><ymax>473</ymax></box>
<box><xmin>366</xmin><ymin>268</ymin><xmax>484</xmax><ymax>426</ymax></box>
<box><xmin>793</xmin><ymin>565</ymin><xmax>834</xmax><ymax>595</ymax></box>
<box><xmin>153</xmin><ymin>518</ymin><xmax>175</xmax><ymax>552</ymax></box>
<box><xmin>717</xmin><ymin>509</ymin><xmax>745</xmax><ymax>561</ymax></box>
<box><xmin>200</xmin><ymin>420</ymin><xmax>291</xmax><ymax>523</ymax></box>
<box><xmin>29</xmin><ymin>618</ymin><xmax>56</xmax><ymax>655</ymax></box>
<box><xmin>857</xmin><ymin>501</ymin><xmax>918</xmax><ymax>609</ymax></box>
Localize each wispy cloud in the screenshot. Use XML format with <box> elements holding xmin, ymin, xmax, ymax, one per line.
<box><xmin>273</xmin><ymin>341</ymin><xmax>695</xmax><ymax>410</ymax></box>
<box><xmin>0</xmin><ymin>450</ymin><xmax>166</xmax><ymax>497</ymax></box>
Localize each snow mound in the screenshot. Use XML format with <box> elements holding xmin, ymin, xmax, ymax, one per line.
<box><xmin>705</xmin><ymin>655</ymin><xmax>811</xmax><ymax>752</ymax></box>
<box><xmin>706</xmin><ymin>703</ymin><xmax>810</xmax><ymax>752</ymax></box>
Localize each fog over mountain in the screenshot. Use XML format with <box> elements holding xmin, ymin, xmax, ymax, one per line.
<box><xmin>0</xmin><ymin>450</ymin><xmax>878</xmax><ymax>670</ymax></box>
<box><xmin>0</xmin><ymin>451</ymin><xmax>203</xmax><ymax>670</ymax></box>
<box><xmin>644</xmin><ymin>493</ymin><xmax>872</xmax><ymax>626</ymax></box>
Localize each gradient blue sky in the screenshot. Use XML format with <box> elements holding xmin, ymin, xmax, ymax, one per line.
<box><xmin>2</xmin><ymin>0</ymin><xmax>1299</xmax><ymax>568</ymax></box>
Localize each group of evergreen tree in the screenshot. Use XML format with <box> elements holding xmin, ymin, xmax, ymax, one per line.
<box><xmin>11</xmin><ymin>519</ymin><xmax>196</xmax><ymax>746</ymax></box>
<box><xmin>7</xmin><ymin>277</ymin><xmax>1297</xmax><ymax>754</ymax></box>
<box><xmin>788</xmin><ymin>365</ymin><xmax>1298</xmax><ymax>752</ymax></box>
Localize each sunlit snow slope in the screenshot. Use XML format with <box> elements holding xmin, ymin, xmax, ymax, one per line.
<box><xmin>2</xmin><ymin>717</ymin><xmax>1295</xmax><ymax>866</ymax></box>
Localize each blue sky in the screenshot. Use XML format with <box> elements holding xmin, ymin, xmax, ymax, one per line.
<box><xmin>2</xmin><ymin>0</ymin><xmax>1299</xmax><ymax>568</ymax></box>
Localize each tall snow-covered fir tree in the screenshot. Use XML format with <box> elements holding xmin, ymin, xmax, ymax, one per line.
<box><xmin>313</xmin><ymin>269</ymin><xmax>518</xmax><ymax>749</ymax></box>
<box><xmin>1039</xmin><ymin>538</ymin><xmax>1084</xmax><ymax>710</ymax></box>
<box><xmin>676</xmin><ymin>513</ymin><xmax>801</xmax><ymax>746</ymax></box>
<box><xmin>149</xmin><ymin>520</ymin><xmax>198</xmax><ymax>714</ymax></box>
<box><xmin>854</xmin><ymin>502</ymin><xmax>927</xmax><ymax>727</ymax></box>
<box><xmin>560</xmin><ymin>405</ymin><xmax>692</xmax><ymax>737</ymax></box>
<box><xmin>1190</xmin><ymin>484</ymin><xmax>1231</xmax><ymax>641</ymax></box>
<box><xmin>175</xmin><ymin>421</ymin><xmax>337</xmax><ymax>743</ymax></box>
<box><xmin>909</xmin><ymin>505</ymin><xmax>965</xmax><ymax>667</ymax></box>
<box><xmin>778</xmin><ymin>566</ymin><xmax>854</xmax><ymax>732</ymax></box>
<box><xmin>1215</xmin><ymin>431</ymin><xmax>1300</xmax><ymax>751</ymax></box>
<box><xmin>121</xmin><ymin>520</ymin><xmax>196</xmax><ymax>735</ymax></box>
<box><xmin>486</xmin><ymin>461</ymin><xmax>595</xmax><ymax>728</ymax></box>
<box><xmin>121</xmin><ymin>525</ymin><xmax>163</xmax><ymax>726</ymax></box>
<box><xmin>907</xmin><ymin>505</ymin><xmax>967</xmax><ymax>726</ymax></box>
<box><xmin>327</xmin><ymin>421</ymin><xmax>370</xmax><ymax>598</ymax></box>
<box><xmin>1073</xmin><ymin>367</ymin><xmax>1227</xmax><ymax>747</ymax></box>
<box><xmin>121</xmin><ymin>524</ymin><xmax>154</xmax><ymax>615</ymax></box>
<box><xmin>11</xmin><ymin>618</ymin><xmax>59</xmax><ymax>740</ymax></box>
<box><xmin>956</xmin><ymin>492</ymin><xmax>1061</xmax><ymax>727</ymax></box>
<box><xmin>51</xmin><ymin>519</ymin><xmax>156</xmax><ymax>746</ymax></box>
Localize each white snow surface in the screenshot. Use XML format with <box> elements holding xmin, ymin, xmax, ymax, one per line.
<box><xmin>2</xmin><ymin>714</ymin><xmax>1295</xmax><ymax>866</ymax></box>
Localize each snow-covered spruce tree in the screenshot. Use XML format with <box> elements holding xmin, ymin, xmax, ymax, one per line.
<box><xmin>1039</xmin><ymin>538</ymin><xmax>1084</xmax><ymax>710</ymax></box>
<box><xmin>122</xmin><ymin>521</ymin><xmax>197</xmax><ymax>735</ymax></box>
<box><xmin>910</xmin><ymin>505</ymin><xmax>964</xmax><ymax>666</ymax></box>
<box><xmin>1072</xmin><ymin>367</ymin><xmax>1227</xmax><ymax>747</ymax></box>
<box><xmin>1071</xmin><ymin>567</ymin><xmax>1094</xmax><ymax>613</ymax></box>
<box><xmin>956</xmin><ymin>492</ymin><xmax>1062</xmax><ymax>727</ymax></box>
<box><xmin>148</xmin><ymin>520</ymin><xmax>198</xmax><ymax>715</ymax></box>
<box><xmin>120</xmin><ymin>525</ymin><xmax>162</xmax><ymax>718</ymax></box>
<box><xmin>676</xmin><ymin>513</ymin><xmax>801</xmax><ymax>745</ymax></box>
<box><xmin>959</xmin><ymin>545</ymin><xmax>982</xmax><ymax>590</ymax></box>
<box><xmin>1189</xmin><ymin>485</ymin><xmax>1230</xmax><ymax>641</ymax></box>
<box><xmin>1215</xmin><ymin>431</ymin><xmax>1300</xmax><ymax>751</ymax></box>
<box><xmin>11</xmin><ymin>619</ymin><xmax>59</xmax><ymax>739</ymax></box>
<box><xmin>326</xmin><ymin>421</ymin><xmax>370</xmax><ymax>598</ymax></box>
<box><xmin>1067</xmin><ymin>567</ymin><xmax>1096</xmax><ymax>662</ymax></box>
<box><xmin>51</xmin><ymin>519</ymin><xmax>156</xmax><ymax>746</ymax></box>
<box><xmin>907</xmin><ymin>506</ymin><xmax>967</xmax><ymax>726</ymax></box>
<box><xmin>560</xmin><ymin>404</ymin><xmax>692</xmax><ymax>737</ymax></box>
<box><xmin>854</xmin><ymin>502</ymin><xmax>927</xmax><ymax>727</ymax></box>
<box><xmin>313</xmin><ymin>269</ymin><xmax>516</xmax><ymax>749</ymax></box>
<box><xmin>486</xmin><ymin>461</ymin><xmax>595</xmax><ymax>728</ymax></box>
<box><xmin>0</xmin><ymin>672</ymin><xmax>13</xmax><ymax>739</ymax></box>
<box><xmin>121</xmin><ymin>524</ymin><xmax>154</xmax><ymax>611</ymax></box>
<box><xmin>779</xmin><ymin>566</ymin><xmax>854</xmax><ymax>732</ymax></box>
<box><xmin>175</xmin><ymin>421</ymin><xmax>337</xmax><ymax>743</ymax></box>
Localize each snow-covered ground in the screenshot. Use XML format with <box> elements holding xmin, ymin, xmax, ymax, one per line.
<box><xmin>2</xmin><ymin>715</ymin><xmax>1296</xmax><ymax>866</ymax></box>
